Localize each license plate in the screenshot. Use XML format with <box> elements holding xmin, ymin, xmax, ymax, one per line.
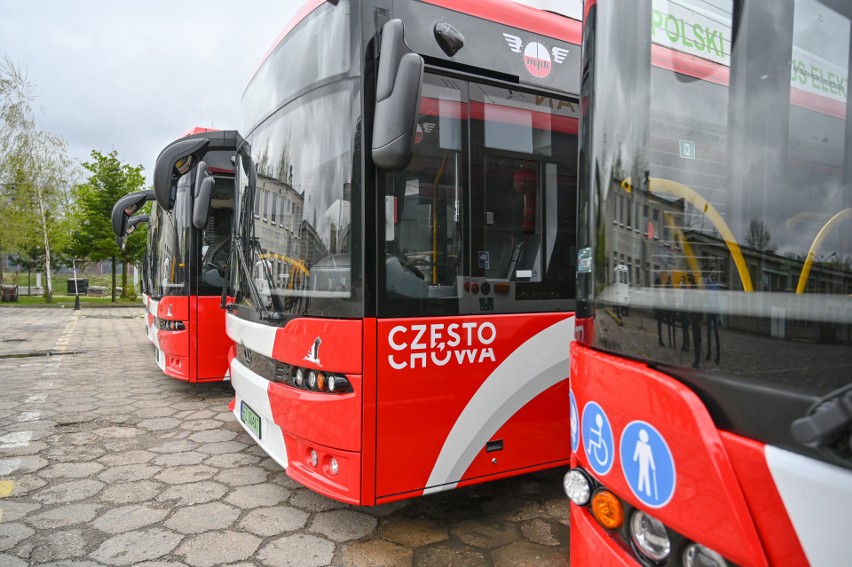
<box><xmin>240</xmin><ymin>401</ymin><xmax>262</xmax><ymax>439</ymax></box>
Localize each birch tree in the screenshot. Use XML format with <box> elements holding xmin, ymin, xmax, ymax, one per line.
<box><xmin>0</xmin><ymin>55</ymin><xmax>73</xmax><ymax>301</ymax></box>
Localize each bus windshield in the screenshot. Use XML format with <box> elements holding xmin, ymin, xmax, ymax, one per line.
<box><xmin>232</xmin><ymin>0</ymin><xmax>359</xmax><ymax>319</ymax></box>
<box><xmin>150</xmin><ymin>175</ymin><xmax>191</xmax><ymax>297</ymax></box>
<box><xmin>579</xmin><ymin>0</ymin><xmax>852</xmax><ymax>399</ymax></box>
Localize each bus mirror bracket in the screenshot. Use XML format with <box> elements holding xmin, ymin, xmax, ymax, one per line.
<box><xmin>372</xmin><ymin>18</ymin><xmax>423</xmax><ymax>171</ymax></box>
<box><xmin>116</xmin><ymin>213</ymin><xmax>150</xmax><ymax>251</ymax></box>
<box><xmin>192</xmin><ymin>161</ymin><xmax>215</xmax><ymax>230</ymax></box>
<box><xmin>153</xmin><ymin>137</ymin><xmax>211</xmax><ymax>211</ymax></box>
<box><xmin>111</xmin><ymin>189</ymin><xmax>154</xmax><ymax>238</ymax></box>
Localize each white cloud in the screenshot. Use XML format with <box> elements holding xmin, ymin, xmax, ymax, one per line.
<box><xmin>0</xmin><ymin>0</ymin><xmax>301</xmax><ymax>184</ymax></box>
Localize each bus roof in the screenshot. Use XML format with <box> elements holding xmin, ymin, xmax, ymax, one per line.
<box><xmin>180</xmin><ymin>126</ymin><xmax>219</xmax><ymax>138</ymax></box>
<box><xmin>253</xmin><ymin>0</ymin><xmax>582</xmax><ymax>83</ymax></box>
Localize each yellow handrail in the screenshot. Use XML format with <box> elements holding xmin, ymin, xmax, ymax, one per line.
<box><xmin>622</xmin><ymin>176</ymin><xmax>753</xmax><ymax>292</ymax></box>
<box><xmin>795</xmin><ymin>208</ymin><xmax>852</xmax><ymax>294</ymax></box>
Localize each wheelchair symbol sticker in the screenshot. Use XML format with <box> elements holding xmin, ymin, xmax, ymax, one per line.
<box><xmin>570</xmin><ymin>391</ymin><xmax>579</xmax><ymax>453</ymax></box>
<box><xmin>581</xmin><ymin>401</ymin><xmax>614</xmax><ymax>476</ymax></box>
<box><xmin>620</xmin><ymin>421</ymin><xmax>676</xmax><ymax>508</ymax></box>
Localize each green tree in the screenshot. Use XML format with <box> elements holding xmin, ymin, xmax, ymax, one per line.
<box><xmin>1</xmin><ymin>55</ymin><xmax>74</xmax><ymax>301</ymax></box>
<box><xmin>71</xmin><ymin>150</ymin><xmax>145</xmax><ymax>301</ymax></box>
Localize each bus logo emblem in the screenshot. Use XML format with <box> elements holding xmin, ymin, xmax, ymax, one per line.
<box><xmin>524</xmin><ymin>42</ymin><xmax>552</xmax><ymax>78</ymax></box>
<box><xmin>503</xmin><ymin>34</ymin><xmax>569</xmax><ymax>79</ymax></box>
<box><xmin>305</xmin><ymin>337</ymin><xmax>322</xmax><ymax>366</ymax></box>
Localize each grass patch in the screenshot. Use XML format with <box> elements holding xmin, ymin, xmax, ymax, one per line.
<box><xmin>0</xmin><ymin>295</ymin><xmax>141</xmax><ymax>308</ymax></box>
<box><xmin>1</xmin><ymin>272</ymin><xmax>141</xmax><ymax>307</ymax></box>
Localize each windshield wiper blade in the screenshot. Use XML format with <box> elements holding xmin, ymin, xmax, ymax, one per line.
<box><xmin>248</xmin><ymin>236</ymin><xmax>286</xmax><ymax>316</ymax></box>
<box><xmin>234</xmin><ymin>239</ymin><xmax>281</xmax><ymax>323</ymax></box>
<box><xmin>791</xmin><ymin>383</ymin><xmax>852</xmax><ymax>448</ymax></box>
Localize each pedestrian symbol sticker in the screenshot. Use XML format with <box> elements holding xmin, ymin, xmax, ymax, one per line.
<box><xmin>570</xmin><ymin>391</ymin><xmax>579</xmax><ymax>453</ymax></box>
<box><xmin>620</xmin><ymin>421</ymin><xmax>676</xmax><ymax>508</ymax></box>
<box><xmin>581</xmin><ymin>401</ymin><xmax>614</xmax><ymax>476</ymax></box>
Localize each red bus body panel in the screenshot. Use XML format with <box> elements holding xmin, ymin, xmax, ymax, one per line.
<box><xmin>151</xmin><ymin>295</ymin><xmax>230</xmax><ymax>383</ymax></box>
<box><xmin>570</xmin><ymin>342</ymin><xmax>768</xmax><ymax>567</ymax></box>
<box><xmin>191</xmin><ymin>296</ymin><xmax>230</xmax><ymax>382</ymax></box>
<box><xmin>375</xmin><ymin>313</ymin><xmax>572</xmax><ymax>500</ymax></box>
<box><xmin>230</xmin><ymin>312</ymin><xmax>574</xmax><ymax>505</ymax></box>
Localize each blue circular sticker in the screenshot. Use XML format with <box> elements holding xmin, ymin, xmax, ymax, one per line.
<box><xmin>570</xmin><ymin>391</ymin><xmax>580</xmax><ymax>453</ymax></box>
<box><xmin>620</xmin><ymin>421</ymin><xmax>676</xmax><ymax>508</ymax></box>
<box><xmin>581</xmin><ymin>401</ymin><xmax>614</xmax><ymax>476</ymax></box>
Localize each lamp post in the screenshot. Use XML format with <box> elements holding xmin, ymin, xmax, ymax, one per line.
<box><xmin>72</xmin><ymin>258</ymin><xmax>80</xmax><ymax>310</ymax></box>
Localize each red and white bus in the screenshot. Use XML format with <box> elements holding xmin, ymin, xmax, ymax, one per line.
<box><xmin>566</xmin><ymin>0</ymin><xmax>852</xmax><ymax>565</ymax></box>
<box><xmin>194</xmin><ymin>0</ymin><xmax>581</xmax><ymax>505</ymax></box>
<box><xmin>115</xmin><ymin>128</ymin><xmax>237</xmax><ymax>383</ymax></box>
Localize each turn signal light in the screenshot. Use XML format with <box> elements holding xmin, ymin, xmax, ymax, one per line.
<box><xmin>158</xmin><ymin>319</ymin><xmax>186</xmax><ymax>331</ymax></box>
<box><xmin>288</xmin><ymin>366</ymin><xmax>353</xmax><ymax>394</ymax></box>
<box><xmin>591</xmin><ymin>490</ymin><xmax>624</xmax><ymax>530</ymax></box>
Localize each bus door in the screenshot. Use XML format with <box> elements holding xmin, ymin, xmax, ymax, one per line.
<box><xmin>375</xmin><ymin>73</ymin><xmax>578</xmax><ymax>501</ymax></box>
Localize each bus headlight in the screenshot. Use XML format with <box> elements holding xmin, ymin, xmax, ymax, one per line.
<box><xmin>294</xmin><ymin>368</ymin><xmax>304</xmax><ymax>388</ymax></box>
<box><xmin>307</xmin><ymin>371</ymin><xmax>317</xmax><ymax>390</ymax></box>
<box><xmin>630</xmin><ymin>510</ymin><xmax>671</xmax><ymax>562</ymax></box>
<box><xmin>563</xmin><ymin>469</ymin><xmax>591</xmax><ymax>506</ymax></box>
<box><xmin>683</xmin><ymin>543</ymin><xmax>728</xmax><ymax>567</ymax></box>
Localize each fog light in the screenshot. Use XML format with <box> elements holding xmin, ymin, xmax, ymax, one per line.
<box><xmin>591</xmin><ymin>490</ymin><xmax>624</xmax><ymax>529</ymax></box>
<box><xmin>309</xmin><ymin>449</ymin><xmax>318</xmax><ymax>468</ymax></box>
<box><xmin>683</xmin><ymin>543</ymin><xmax>728</xmax><ymax>567</ymax></box>
<box><xmin>630</xmin><ymin>510</ymin><xmax>671</xmax><ymax>562</ymax></box>
<box><xmin>294</xmin><ymin>368</ymin><xmax>304</xmax><ymax>388</ymax></box>
<box><xmin>563</xmin><ymin>469</ymin><xmax>591</xmax><ymax>506</ymax></box>
<box><xmin>329</xmin><ymin>375</ymin><xmax>352</xmax><ymax>393</ymax></box>
<box><xmin>330</xmin><ymin>457</ymin><xmax>339</xmax><ymax>476</ymax></box>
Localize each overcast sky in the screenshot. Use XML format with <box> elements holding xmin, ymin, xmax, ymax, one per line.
<box><xmin>1</xmin><ymin>1</ymin><xmax>582</xmax><ymax>186</ymax></box>
<box><xmin>0</xmin><ymin>0</ymin><xmax>300</xmax><ymax>185</ymax></box>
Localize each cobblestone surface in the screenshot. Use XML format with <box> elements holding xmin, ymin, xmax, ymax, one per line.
<box><xmin>0</xmin><ymin>307</ymin><xmax>570</xmax><ymax>565</ymax></box>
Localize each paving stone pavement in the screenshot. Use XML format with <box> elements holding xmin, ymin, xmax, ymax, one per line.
<box><xmin>0</xmin><ymin>307</ymin><xmax>570</xmax><ymax>566</ymax></box>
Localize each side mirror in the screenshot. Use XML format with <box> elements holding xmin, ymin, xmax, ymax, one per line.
<box><xmin>153</xmin><ymin>138</ymin><xmax>210</xmax><ymax>211</ymax></box>
<box><xmin>192</xmin><ymin>161</ymin><xmax>215</xmax><ymax>230</ymax></box>
<box><xmin>372</xmin><ymin>19</ymin><xmax>424</xmax><ymax>171</ymax></box>
<box><xmin>111</xmin><ymin>189</ymin><xmax>154</xmax><ymax>238</ymax></box>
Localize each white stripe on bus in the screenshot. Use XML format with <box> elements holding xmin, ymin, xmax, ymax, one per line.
<box><xmin>423</xmin><ymin>316</ymin><xmax>574</xmax><ymax>494</ymax></box>
<box><xmin>765</xmin><ymin>444</ymin><xmax>852</xmax><ymax>566</ymax></box>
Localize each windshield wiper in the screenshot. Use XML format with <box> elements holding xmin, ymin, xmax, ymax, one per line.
<box><xmin>247</xmin><ymin>236</ymin><xmax>286</xmax><ymax>316</ymax></box>
<box><xmin>232</xmin><ymin>238</ymin><xmax>282</xmax><ymax>323</ymax></box>
<box><xmin>791</xmin><ymin>383</ymin><xmax>852</xmax><ymax>457</ymax></box>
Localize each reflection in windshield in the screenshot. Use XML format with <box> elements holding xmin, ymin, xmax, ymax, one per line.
<box><xmin>580</xmin><ymin>0</ymin><xmax>852</xmax><ymax>397</ymax></box>
<box><xmin>234</xmin><ymin>83</ymin><xmax>359</xmax><ymax>318</ymax></box>
<box><xmin>150</xmin><ymin>176</ymin><xmax>189</xmax><ymax>297</ymax></box>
